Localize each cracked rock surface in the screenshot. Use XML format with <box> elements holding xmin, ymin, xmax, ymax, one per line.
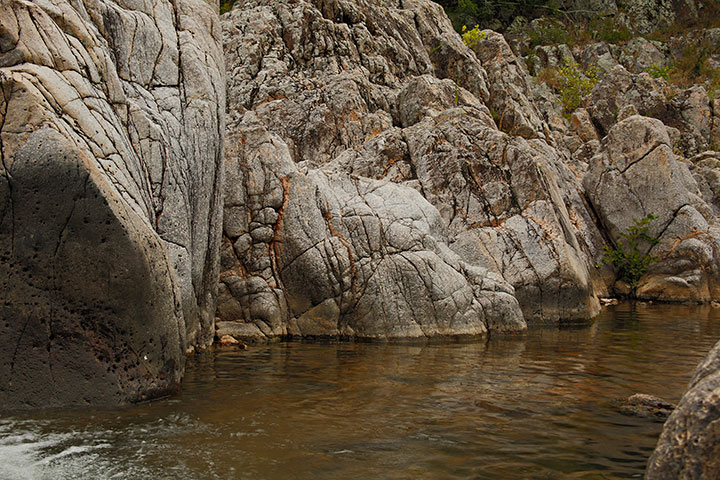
<box><xmin>0</xmin><ymin>0</ymin><xmax>224</xmax><ymax>409</ymax></box>
<box><xmin>646</xmin><ymin>338</ymin><xmax>720</xmax><ymax>479</ymax></box>
<box><xmin>585</xmin><ymin>115</ymin><xmax>720</xmax><ymax>301</ymax></box>
<box><xmin>219</xmin><ymin>0</ymin><xmax>607</xmax><ymax>339</ymax></box>
<box><xmin>219</xmin><ymin>113</ymin><xmax>524</xmax><ymax>339</ymax></box>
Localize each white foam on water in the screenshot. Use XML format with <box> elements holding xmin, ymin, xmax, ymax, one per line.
<box><xmin>38</xmin><ymin>443</ymin><xmax>112</xmax><ymax>465</ymax></box>
<box><xmin>0</xmin><ymin>428</ymin><xmax>60</xmax><ymax>480</ymax></box>
<box><xmin>0</xmin><ymin>422</ymin><xmax>115</xmax><ymax>480</ymax></box>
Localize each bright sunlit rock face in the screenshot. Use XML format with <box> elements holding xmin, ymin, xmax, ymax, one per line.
<box><xmin>217</xmin><ymin>0</ymin><xmax>611</xmax><ymax>339</ymax></box>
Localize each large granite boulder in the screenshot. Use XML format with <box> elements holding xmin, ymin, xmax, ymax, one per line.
<box><xmin>645</xmin><ymin>338</ymin><xmax>720</xmax><ymax>479</ymax></box>
<box><xmin>0</xmin><ymin>0</ymin><xmax>224</xmax><ymax>409</ymax></box>
<box><xmin>585</xmin><ymin>115</ymin><xmax>720</xmax><ymax>301</ymax></box>
<box><xmin>219</xmin><ymin>114</ymin><xmax>525</xmax><ymax>339</ymax></box>
<box><xmin>219</xmin><ymin>0</ymin><xmax>606</xmax><ymax>334</ymax></box>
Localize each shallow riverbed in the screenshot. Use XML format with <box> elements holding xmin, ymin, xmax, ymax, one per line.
<box><xmin>2</xmin><ymin>302</ymin><xmax>719</xmax><ymax>479</ymax></box>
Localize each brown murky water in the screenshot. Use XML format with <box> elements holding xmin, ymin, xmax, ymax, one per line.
<box><xmin>2</xmin><ymin>302</ymin><xmax>720</xmax><ymax>479</ymax></box>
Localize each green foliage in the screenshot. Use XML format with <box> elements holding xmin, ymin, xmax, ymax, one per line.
<box><xmin>674</xmin><ymin>38</ymin><xmax>718</xmax><ymax>80</ymax></box>
<box><xmin>437</xmin><ymin>0</ymin><xmax>561</xmax><ymax>33</ymax></box>
<box><xmin>556</xmin><ymin>59</ymin><xmax>599</xmax><ymax>114</ymax></box>
<box><xmin>644</xmin><ymin>63</ymin><xmax>673</xmax><ymax>81</ymax></box>
<box><xmin>461</xmin><ymin>24</ymin><xmax>487</xmax><ymax>49</ymax></box>
<box><xmin>525</xmin><ymin>52</ymin><xmax>538</xmax><ymax>73</ymax></box>
<box><xmin>586</xmin><ymin>16</ymin><xmax>633</xmax><ymax>44</ymax></box>
<box><xmin>220</xmin><ymin>0</ymin><xmax>235</xmax><ymax>14</ymax></box>
<box><xmin>602</xmin><ymin>214</ymin><xmax>659</xmax><ymax>290</ymax></box>
<box><xmin>527</xmin><ymin>18</ymin><xmax>570</xmax><ymax>48</ymax></box>
<box><xmin>708</xmin><ymin>75</ymin><xmax>720</xmax><ymax>100</ymax></box>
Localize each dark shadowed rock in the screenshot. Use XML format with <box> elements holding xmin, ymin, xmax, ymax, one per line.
<box><xmin>0</xmin><ymin>0</ymin><xmax>224</xmax><ymax>409</ymax></box>
<box><xmin>646</xmin><ymin>339</ymin><xmax>720</xmax><ymax>479</ymax></box>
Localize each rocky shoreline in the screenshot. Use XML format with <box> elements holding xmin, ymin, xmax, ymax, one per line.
<box><xmin>1</xmin><ymin>0</ymin><xmax>719</xmax><ymax>476</ymax></box>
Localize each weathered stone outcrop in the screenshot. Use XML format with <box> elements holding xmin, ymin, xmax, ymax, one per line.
<box><xmin>219</xmin><ymin>114</ymin><xmax>524</xmax><ymax>339</ymax></box>
<box><xmin>0</xmin><ymin>0</ymin><xmax>224</xmax><ymax>409</ymax></box>
<box><xmin>585</xmin><ymin>65</ymin><xmax>716</xmax><ymax>156</ymax></box>
<box><xmin>585</xmin><ymin>115</ymin><xmax>720</xmax><ymax>301</ymax></box>
<box><xmin>219</xmin><ymin>0</ymin><xmax>606</xmax><ymax>338</ymax></box>
<box><xmin>646</xmin><ymin>338</ymin><xmax>720</xmax><ymax>479</ymax></box>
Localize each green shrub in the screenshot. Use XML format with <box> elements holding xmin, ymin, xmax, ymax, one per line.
<box><xmin>709</xmin><ymin>75</ymin><xmax>720</xmax><ymax>100</ymax></box>
<box><xmin>587</xmin><ymin>16</ymin><xmax>633</xmax><ymax>44</ymax></box>
<box><xmin>461</xmin><ymin>24</ymin><xmax>487</xmax><ymax>49</ymax></box>
<box><xmin>644</xmin><ymin>63</ymin><xmax>673</xmax><ymax>81</ymax></box>
<box><xmin>437</xmin><ymin>0</ymin><xmax>560</xmax><ymax>33</ymax></box>
<box><xmin>527</xmin><ymin>18</ymin><xmax>571</xmax><ymax>48</ymax></box>
<box><xmin>525</xmin><ymin>52</ymin><xmax>539</xmax><ymax>73</ymax></box>
<box><xmin>602</xmin><ymin>213</ymin><xmax>659</xmax><ymax>291</ymax></box>
<box><xmin>556</xmin><ymin>59</ymin><xmax>599</xmax><ymax>114</ymax></box>
<box><xmin>220</xmin><ymin>0</ymin><xmax>235</xmax><ymax>14</ymax></box>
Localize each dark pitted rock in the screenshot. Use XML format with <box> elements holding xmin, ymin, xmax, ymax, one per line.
<box><xmin>646</xmin><ymin>339</ymin><xmax>720</xmax><ymax>479</ymax></box>
<box><xmin>625</xmin><ymin>0</ymin><xmax>676</xmax><ymax>34</ymax></box>
<box><xmin>620</xmin><ymin>393</ymin><xmax>675</xmax><ymax>419</ymax></box>
<box><xmin>0</xmin><ymin>0</ymin><xmax>224</xmax><ymax>409</ymax></box>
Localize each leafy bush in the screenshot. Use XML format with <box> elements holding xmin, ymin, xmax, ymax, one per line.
<box><xmin>436</xmin><ymin>0</ymin><xmax>560</xmax><ymax>33</ymax></box>
<box><xmin>602</xmin><ymin>213</ymin><xmax>659</xmax><ymax>291</ymax></box>
<box><xmin>586</xmin><ymin>16</ymin><xmax>633</xmax><ymax>44</ymax></box>
<box><xmin>668</xmin><ymin>37</ymin><xmax>720</xmax><ymax>90</ymax></box>
<box><xmin>220</xmin><ymin>0</ymin><xmax>235</xmax><ymax>14</ymax></box>
<box><xmin>461</xmin><ymin>24</ymin><xmax>487</xmax><ymax>49</ymax></box>
<box><xmin>644</xmin><ymin>63</ymin><xmax>673</xmax><ymax>81</ymax></box>
<box><xmin>527</xmin><ymin>18</ymin><xmax>571</xmax><ymax>48</ymax></box>
<box><xmin>556</xmin><ymin>59</ymin><xmax>599</xmax><ymax>114</ymax></box>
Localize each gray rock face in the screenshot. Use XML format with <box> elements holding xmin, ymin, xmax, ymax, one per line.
<box><xmin>585</xmin><ymin>115</ymin><xmax>720</xmax><ymax>301</ymax></box>
<box><xmin>586</xmin><ymin>66</ymin><xmax>671</xmax><ymax>137</ymax></box>
<box><xmin>646</xmin><ymin>338</ymin><xmax>720</xmax><ymax>479</ymax></box>
<box><xmin>585</xmin><ymin>65</ymin><xmax>715</xmax><ymax>156</ymax></box>
<box><xmin>220</xmin><ymin>115</ymin><xmax>525</xmax><ymax>339</ymax></box>
<box><xmin>0</xmin><ymin>0</ymin><xmax>224</xmax><ymax>409</ymax></box>
<box><xmin>617</xmin><ymin>37</ymin><xmax>668</xmax><ymax>74</ymax></box>
<box><xmin>220</xmin><ymin>0</ymin><xmax>606</xmax><ymax>336</ymax></box>
<box><xmin>470</xmin><ymin>30</ymin><xmax>548</xmax><ymax>138</ymax></box>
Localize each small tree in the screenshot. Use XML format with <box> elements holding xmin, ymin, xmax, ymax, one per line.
<box><xmin>557</xmin><ymin>59</ymin><xmax>599</xmax><ymax>114</ymax></box>
<box><xmin>602</xmin><ymin>214</ymin><xmax>659</xmax><ymax>295</ymax></box>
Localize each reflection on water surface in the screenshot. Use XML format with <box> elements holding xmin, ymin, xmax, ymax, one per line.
<box><xmin>2</xmin><ymin>303</ymin><xmax>719</xmax><ymax>479</ymax></box>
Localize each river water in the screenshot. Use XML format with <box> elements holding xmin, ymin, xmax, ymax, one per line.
<box><xmin>1</xmin><ymin>302</ymin><xmax>719</xmax><ymax>480</ymax></box>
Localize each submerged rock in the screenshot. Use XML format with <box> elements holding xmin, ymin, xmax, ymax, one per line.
<box><xmin>0</xmin><ymin>0</ymin><xmax>224</xmax><ymax>409</ymax></box>
<box><xmin>620</xmin><ymin>393</ymin><xmax>675</xmax><ymax>419</ymax></box>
